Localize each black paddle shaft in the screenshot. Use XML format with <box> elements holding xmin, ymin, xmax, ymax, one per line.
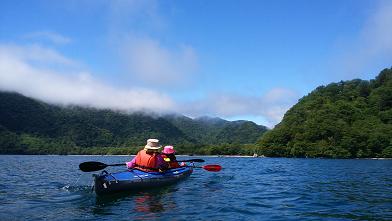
<box><xmin>79</xmin><ymin>159</ymin><xmax>204</xmax><ymax>172</ymax></box>
<box><xmin>79</xmin><ymin>161</ymin><xmax>125</xmax><ymax>172</ymax></box>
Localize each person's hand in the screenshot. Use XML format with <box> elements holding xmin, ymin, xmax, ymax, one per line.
<box><xmin>126</xmin><ymin>161</ymin><xmax>133</xmax><ymax>168</ymax></box>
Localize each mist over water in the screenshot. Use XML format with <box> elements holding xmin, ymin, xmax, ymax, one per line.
<box><xmin>0</xmin><ymin>155</ymin><xmax>391</xmax><ymax>220</ymax></box>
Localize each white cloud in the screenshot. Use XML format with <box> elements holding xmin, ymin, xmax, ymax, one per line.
<box><xmin>108</xmin><ymin>0</ymin><xmax>163</xmax><ymax>30</ymax></box>
<box><xmin>263</xmin><ymin>88</ymin><xmax>298</xmax><ymax>104</ymax></box>
<box><xmin>0</xmin><ymin>44</ymin><xmax>76</xmax><ymax>66</ymax></box>
<box><xmin>0</xmin><ymin>44</ymin><xmax>175</xmax><ymax>112</ymax></box>
<box><xmin>120</xmin><ymin>35</ymin><xmax>198</xmax><ymax>85</ymax></box>
<box><xmin>0</xmin><ymin>43</ymin><xmax>296</xmax><ymax>127</ymax></box>
<box><xmin>332</xmin><ymin>1</ymin><xmax>392</xmax><ymax>77</ymax></box>
<box><xmin>362</xmin><ymin>1</ymin><xmax>392</xmax><ymax>53</ymax></box>
<box><xmin>24</xmin><ymin>31</ymin><xmax>72</xmax><ymax>45</ymax></box>
<box><xmin>179</xmin><ymin>88</ymin><xmax>299</xmax><ymax>127</ymax></box>
<box><xmin>103</xmin><ymin>0</ymin><xmax>198</xmax><ymax>86</ymax></box>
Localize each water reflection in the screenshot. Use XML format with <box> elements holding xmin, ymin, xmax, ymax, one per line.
<box><xmin>92</xmin><ymin>187</ymin><xmax>177</xmax><ymax>219</ymax></box>
<box><xmin>134</xmin><ymin>193</ymin><xmax>165</xmax><ymax>213</ymax></box>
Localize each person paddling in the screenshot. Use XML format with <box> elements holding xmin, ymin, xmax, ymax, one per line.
<box><xmin>161</xmin><ymin>145</ymin><xmax>182</xmax><ymax>169</ymax></box>
<box><xmin>126</xmin><ymin>139</ymin><xmax>168</xmax><ymax>172</ymax></box>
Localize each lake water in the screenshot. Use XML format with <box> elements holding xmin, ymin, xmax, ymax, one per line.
<box><xmin>0</xmin><ymin>155</ymin><xmax>391</xmax><ymax>220</ymax></box>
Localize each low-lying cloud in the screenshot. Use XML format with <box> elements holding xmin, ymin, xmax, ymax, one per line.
<box><xmin>0</xmin><ymin>43</ymin><xmax>297</xmax><ymax>127</ymax></box>
<box><xmin>180</xmin><ymin>88</ymin><xmax>298</xmax><ymax>126</ymax></box>
<box><xmin>0</xmin><ymin>43</ymin><xmax>175</xmax><ymax>112</ymax></box>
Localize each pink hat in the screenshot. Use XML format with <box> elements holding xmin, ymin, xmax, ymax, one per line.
<box><xmin>162</xmin><ymin>146</ymin><xmax>175</xmax><ymax>154</ymax></box>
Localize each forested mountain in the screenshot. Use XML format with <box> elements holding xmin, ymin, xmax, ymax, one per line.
<box><xmin>257</xmin><ymin>68</ymin><xmax>392</xmax><ymax>158</ymax></box>
<box><xmin>3</xmin><ymin>68</ymin><xmax>390</xmax><ymax>157</ymax></box>
<box><xmin>0</xmin><ymin>92</ymin><xmax>268</xmax><ymax>154</ymax></box>
<box><xmin>165</xmin><ymin>115</ymin><xmax>266</xmax><ymax>145</ymax></box>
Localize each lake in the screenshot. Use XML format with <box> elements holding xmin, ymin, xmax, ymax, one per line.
<box><xmin>0</xmin><ymin>155</ymin><xmax>391</xmax><ymax>220</ymax></box>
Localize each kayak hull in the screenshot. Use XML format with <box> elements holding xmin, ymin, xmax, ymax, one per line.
<box><xmin>94</xmin><ymin>167</ymin><xmax>193</xmax><ymax>195</ymax></box>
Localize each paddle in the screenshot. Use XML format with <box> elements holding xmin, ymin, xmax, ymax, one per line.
<box><xmin>79</xmin><ymin>161</ymin><xmax>124</xmax><ymax>172</ymax></box>
<box><xmin>193</xmin><ymin>164</ymin><xmax>222</xmax><ymax>172</ymax></box>
<box><xmin>79</xmin><ymin>159</ymin><xmax>205</xmax><ymax>172</ymax></box>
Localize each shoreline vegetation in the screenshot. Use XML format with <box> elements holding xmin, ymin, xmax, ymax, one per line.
<box><xmin>1</xmin><ymin>68</ymin><xmax>391</xmax><ymax>159</ymax></box>
<box><xmin>1</xmin><ymin>154</ymin><xmax>391</xmax><ymax>160</ymax></box>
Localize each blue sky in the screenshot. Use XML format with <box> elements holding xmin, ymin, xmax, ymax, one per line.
<box><xmin>0</xmin><ymin>0</ymin><xmax>391</xmax><ymax>127</ymax></box>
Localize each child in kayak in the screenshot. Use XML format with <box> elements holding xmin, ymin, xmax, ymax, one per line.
<box><xmin>161</xmin><ymin>146</ymin><xmax>183</xmax><ymax>169</ymax></box>
<box><xmin>126</xmin><ymin>139</ymin><xmax>168</xmax><ymax>172</ymax></box>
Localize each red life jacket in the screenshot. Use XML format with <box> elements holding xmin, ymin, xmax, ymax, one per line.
<box><xmin>161</xmin><ymin>153</ymin><xmax>180</xmax><ymax>169</ymax></box>
<box><xmin>134</xmin><ymin>149</ymin><xmax>162</xmax><ymax>172</ymax></box>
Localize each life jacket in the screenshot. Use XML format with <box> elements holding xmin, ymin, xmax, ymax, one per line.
<box><xmin>134</xmin><ymin>149</ymin><xmax>163</xmax><ymax>172</ymax></box>
<box><xmin>161</xmin><ymin>153</ymin><xmax>180</xmax><ymax>169</ymax></box>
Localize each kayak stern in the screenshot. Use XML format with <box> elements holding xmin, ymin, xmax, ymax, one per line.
<box><xmin>94</xmin><ymin>167</ymin><xmax>193</xmax><ymax>195</ymax></box>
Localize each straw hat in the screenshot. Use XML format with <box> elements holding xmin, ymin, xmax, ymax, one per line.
<box><xmin>144</xmin><ymin>138</ymin><xmax>162</xmax><ymax>150</ymax></box>
<box><xmin>162</xmin><ymin>145</ymin><xmax>175</xmax><ymax>154</ymax></box>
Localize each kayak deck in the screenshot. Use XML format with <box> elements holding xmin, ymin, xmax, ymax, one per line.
<box><xmin>94</xmin><ymin>167</ymin><xmax>193</xmax><ymax>195</ymax></box>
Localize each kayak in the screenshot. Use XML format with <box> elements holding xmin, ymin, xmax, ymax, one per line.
<box><xmin>93</xmin><ymin>167</ymin><xmax>193</xmax><ymax>195</ymax></box>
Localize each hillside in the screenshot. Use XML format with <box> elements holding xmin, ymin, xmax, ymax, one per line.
<box><xmin>257</xmin><ymin>68</ymin><xmax>392</xmax><ymax>158</ymax></box>
<box><xmin>0</xmin><ymin>92</ymin><xmax>268</xmax><ymax>154</ymax></box>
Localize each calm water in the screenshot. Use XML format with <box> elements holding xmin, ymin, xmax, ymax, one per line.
<box><xmin>0</xmin><ymin>155</ymin><xmax>391</xmax><ymax>221</ymax></box>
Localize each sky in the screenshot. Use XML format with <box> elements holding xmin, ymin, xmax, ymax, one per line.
<box><xmin>0</xmin><ymin>0</ymin><xmax>391</xmax><ymax>127</ymax></box>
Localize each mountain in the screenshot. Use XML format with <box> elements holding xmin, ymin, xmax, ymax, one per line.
<box><xmin>257</xmin><ymin>68</ymin><xmax>392</xmax><ymax>158</ymax></box>
<box><xmin>0</xmin><ymin>92</ymin><xmax>268</xmax><ymax>154</ymax></box>
<box><xmin>165</xmin><ymin>115</ymin><xmax>268</xmax><ymax>145</ymax></box>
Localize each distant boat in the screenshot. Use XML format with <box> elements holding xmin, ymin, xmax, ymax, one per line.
<box><xmin>253</xmin><ymin>153</ymin><xmax>258</xmax><ymax>157</ymax></box>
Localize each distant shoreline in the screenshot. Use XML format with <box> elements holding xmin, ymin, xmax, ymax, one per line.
<box><xmin>23</xmin><ymin>154</ymin><xmax>258</xmax><ymax>158</ymax></box>
<box><xmin>1</xmin><ymin>154</ymin><xmax>390</xmax><ymax>159</ymax></box>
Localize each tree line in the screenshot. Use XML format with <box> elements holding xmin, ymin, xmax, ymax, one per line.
<box><xmin>0</xmin><ymin>92</ymin><xmax>267</xmax><ymax>155</ymax></box>
<box><xmin>1</xmin><ymin>68</ymin><xmax>391</xmax><ymax>158</ymax></box>
<box><xmin>257</xmin><ymin>68</ymin><xmax>392</xmax><ymax>158</ymax></box>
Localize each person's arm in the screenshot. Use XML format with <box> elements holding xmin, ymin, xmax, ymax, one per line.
<box><xmin>126</xmin><ymin>157</ymin><xmax>136</xmax><ymax>169</ymax></box>
<box><xmin>170</xmin><ymin>155</ymin><xmax>181</xmax><ymax>167</ymax></box>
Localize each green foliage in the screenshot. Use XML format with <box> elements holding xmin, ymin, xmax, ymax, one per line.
<box><xmin>0</xmin><ymin>92</ymin><xmax>267</xmax><ymax>155</ymax></box>
<box><xmin>172</xmin><ymin>143</ymin><xmax>257</xmax><ymax>156</ymax></box>
<box><xmin>165</xmin><ymin>116</ymin><xmax>267</xmax><ymax>145</ymax></box>
<box><xmin>257</xmin><ymin>68</ymin><xmax>392</xmax><ymax>158</ymax></box>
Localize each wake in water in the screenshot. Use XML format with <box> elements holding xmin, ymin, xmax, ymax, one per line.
<box><xmin>61</xmin><ymin>184</ymin><xmax>93</xmax><ymax>193</ymax></box>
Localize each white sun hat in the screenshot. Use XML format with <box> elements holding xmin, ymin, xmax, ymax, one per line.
<box><xmin>144</xmin><ymin>138</ymin><xmax>162</xmax><ymax>150</ymax></box>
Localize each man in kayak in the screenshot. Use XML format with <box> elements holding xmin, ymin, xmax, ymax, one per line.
<box><xmin>161</xmin><ymin>145</ymin><xmax>182</xmax><ymax>169</ymax></box>
<box><xmin>126</xmin><ymin>139</ymin><xmax>168</xmax><ymax>172</ymax></box>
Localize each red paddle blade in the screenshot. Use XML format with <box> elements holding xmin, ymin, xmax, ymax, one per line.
<box><xmin>202</xmin><ymin>164</ymin><xmax>222</xmax><ymax>172</ymax></box>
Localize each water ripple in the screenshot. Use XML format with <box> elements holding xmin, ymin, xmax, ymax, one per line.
<box><xmin>0</xmin><ymin>156</ymin><xmax>391</xmax><ymax>220</ymax></box>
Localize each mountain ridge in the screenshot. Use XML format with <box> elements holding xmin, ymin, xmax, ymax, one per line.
<box><xmin>0</xmin><ymin>91</ymin><xmax>268</xmax><ymax>154</ymax></box>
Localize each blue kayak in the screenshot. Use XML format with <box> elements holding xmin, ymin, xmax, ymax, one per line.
<box><xmin>93</xmin><ymin>167</ymin><xmax>193</xmax><ymax>195</ymax></box>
